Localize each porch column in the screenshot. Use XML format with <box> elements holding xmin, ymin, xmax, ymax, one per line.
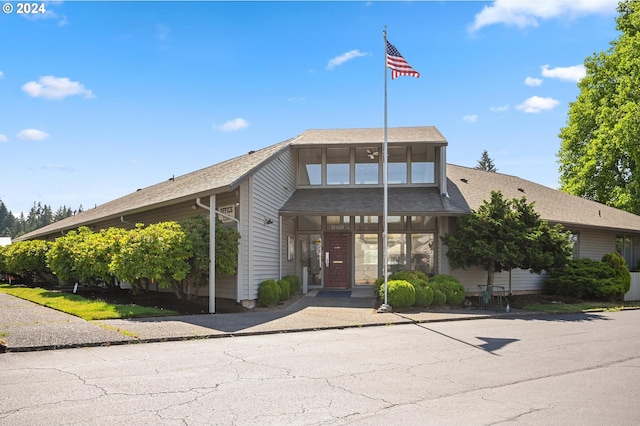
<box><xmin>209</xmin><ymin>194</ymin><xmax>216</xmax><ymax>313</ymax></box>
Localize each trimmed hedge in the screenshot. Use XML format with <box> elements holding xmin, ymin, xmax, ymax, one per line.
<box><xmin>431</xmin><ymin>289</ymin><xmax>446</xmax><ymax>306</ymax></box>
<box><xmin>374</xmin><ymin>270</ymin><xmax>429</xmax><ymax>297</ymax></box>
<box><xmin>427</xmin><ymin>275</ymin><xmax>466</xmax><ymax>306</ymax></box>
<box><xmin>379</xmin><ymin>279</ymin><xmax>415</xmax><ymax>308</ymax></box>
<box><xmin>282</xmin><ymin>274</ymin><xmax>301</xmax><ymax>295</ymax></box>
<box><xmin>258</xmin><ymin>279</ymin><xmax>281</xmax><ymax>307</ymax></box>
<box><xmin>413</xmin><ymin>281</ymin><xmax>434</xmax><ymax>307</ymax></box>
<box><xmin>277</xmin><ymin>279</ymin><xmax>290</xmax><ymax>301</ymax></box>
<box><xmin>544</xmin><ymin>256</ymin><xmax>626</xmax><ymax>300</ymax></box>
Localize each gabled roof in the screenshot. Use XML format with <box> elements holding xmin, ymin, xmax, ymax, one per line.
<box><xmin>447</xmin><ymin>164</ymin><xmax>640</xmax><ymax>233</ymax></box>
<box><xmin>290</xmin><ymin>126</ymin><xmax>447</xmax><ymax>146</ymax></box>
<box><xmin>16</xmin><ymin>139</ymin><xmax>292</xmax><ymax>241</ymax></box>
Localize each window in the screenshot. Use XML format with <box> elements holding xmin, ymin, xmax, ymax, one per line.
<box><xmin>411</xmin><ymin>145</ymin><xmax>435</xmax><ymax>184</ymax></box>
<box><xmin>411</xmin><ymin>233</ymin><xmax>435</xmax><ymax>276</ymax></box>
<box><xmin>355</xmin><ymin>216</ymin><xmax>379</xmax><ymax>231</ymax></box>
<box><xmin>299</xmin><ymin>216</ymin><xmax>321</xmax><ymax>231</ymax></box>
<box><xmin>298</xmin><ymin>148</ymin><xmax>322</xmax><ymax>185</ymax></box>
<box><xmin>326</xmin><ymin>147</ymin><xmax>350</xmax><ymax>185</ymax></box>
<box><xmin>326</xmin><ymin>216</ymin><xmax>350</xmax><ymax>231</ymax></box>
<box><xmin>355</xmin><ymin>147</ymin><xmax>379</xmax><ymax>184</ymax></box>
<box><xmin>411</xmin><ymin>215</ymin><xmax>436</xmax><ymax>230</ymax></box>
<box><xmin>568</xmin><ymin>233</ymin><xmax>580</xmax><ymax>259</ymax></box>
<box><xmin>388</xmin><ymin>147</ymin><xmax>407</xmax><ymax>184</ymax></box>
<box><xmin>616</xmin><ymin>235</ymin><xmax>637</xmax><ymax>270</ymax></box>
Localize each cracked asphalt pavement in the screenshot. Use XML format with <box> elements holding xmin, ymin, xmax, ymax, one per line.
<box><xmin>2</xmin><ymin>310</ymin><xmax>640</xmax><ymax>425</ymax></box>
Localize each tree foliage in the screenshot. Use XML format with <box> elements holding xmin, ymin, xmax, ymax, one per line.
<box><xmin>441</xmin><ymin>191</ymin><xmax>573</xmax><ymax>288</ymax></box>
<box><xmin>558</xmin><ymin>0</ymin><xmax>640</xmax><ymax>214</ymax></box>
<box><xmin>0</xmin><ymin>239</ymin><xmax>53</xmax><ymax>283</ymax></box>
<box><xmin>474</xmin><ymin>149</ymin><xmax>498</xmax><ymax>172</ymax></box>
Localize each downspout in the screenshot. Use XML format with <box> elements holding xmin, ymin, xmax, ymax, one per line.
<box><xmin>278</xmin><ymin>216</ymin><xmax>283</xmax><ymax>280</ymax></box>
<box><xmin>120</xmin><ymin>216</ymin><xmax>134</xmax><ymax>226</ymax></box>
<box><xmin>196</xmin><ymin>197</ymin><xmax>240</xmax><ymax>313</ymax></box>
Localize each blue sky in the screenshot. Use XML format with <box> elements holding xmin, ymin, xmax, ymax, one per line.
<box><xmin>0</xmin><ymin>0</ymin><xmax>621</xmax><ymax>215</ymax></box>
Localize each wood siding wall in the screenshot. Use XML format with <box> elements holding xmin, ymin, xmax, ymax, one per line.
<box><xmin>246</xmin><ymin>150</ymin><xmax>297</xmax><ymax>300</ymax></box>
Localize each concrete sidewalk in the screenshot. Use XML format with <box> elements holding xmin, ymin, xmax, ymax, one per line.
<box><xmin>0</xmin><ymin>290</ymin><xmax>522</xmax><ymax>353</ymax></box>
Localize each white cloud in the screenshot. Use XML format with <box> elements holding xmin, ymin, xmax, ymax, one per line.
<box><xmin>326</xmin><ymin>50</ymin><xmax>368</xmax><ymax>70</ymax></box>
<box><xmin>217</xmin><ymin>118</ymin><xmax>249</xmax><ymax>132</ymax></box>
<box><xmin>516</xmin><ymin>96</ymin><xmax>559</xmax><ymax>113</ymax></box>
<box><xmin>0</xmin><ymin>134</ymin><xmax>8</xmax><ymax>143</ymax></box>
<box><xmin>490</xmin><ymin>104</ymin><xmax>510</xmax><ymax>112</ymax></box>
<box><xmin>462</xmin><ymin>114</ymin><xmax>478</xmax><ymax>123</ymax></box>
<box><xmin>0</xmin><ymin>71</ymin><xmax>4</xmax><ymax>79</ymax></box>
<box><xmin>541</xmin><ymin>64</ymin><xmax>586</xmax><ymax>82</ymax></box>
<box><xmin>17</xmin><ymin>129</ymin><xmax>50</xmax><ymax>141</ymax></box>
<box><xmin>469</xmin><ymin>0</ymin><xmax>617</xmax><ymax>32</ymax></box>
<box><xmin>22</xmin><ymin>76</ymin><xmax>94</xmax><ymax>100</ymax></box>
<box><xmin>525</xmin><ymin>76</ymin><xmax>543</xmax><ymax>86</ymax></box>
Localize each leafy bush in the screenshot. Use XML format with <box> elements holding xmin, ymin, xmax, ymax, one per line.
<box><xmin>544</xmin><ymin>258</ymin><xmax>624</xmax><ymax>300</ymax></box>
<box><xmin>428</xmin><ymin>275</ymin><xmax>466</xmax><ymax>306</ymax></box>
<box><xmin>413</xmin><ymin>281</ymin><xmax>434</xmax><ymax>307</ymax></box>
<box><xmin>379</xmin><ymin>279</ymin><xmax>415</xmax><ymax>308</ymax></box>
<box><xmin>602</xmin><ymin>252</ymin><xmax>631</xmax><ymax>294</ymax></box>
<box><xmin>374</xmin><ymin>270</ymin><xmax>429</xmax><ymax>297</ymax></box>
<box><xmin>282</xmin><ymin>274</ymin><xmax>301</xmax><ymax>295</ymax></box>
<box><xmin>258</xmin><ymin>279</ymin><xmax>281</xmax><ymax>307</ymax></box>
<box><xmin>277</xmin><ymin>279</ymin><xmax>290</xmax><ymax>301</ymax></box>
<box><xmin>431</xmin><ymin>288</ymin><xmax>446</xmax><ymax>306</ymax></box>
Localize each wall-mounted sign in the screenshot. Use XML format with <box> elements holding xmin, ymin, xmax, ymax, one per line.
<box><xmin>218</xmin><ymin>205</ymin><xmax>235</xmax><ymax>223</ymax></box>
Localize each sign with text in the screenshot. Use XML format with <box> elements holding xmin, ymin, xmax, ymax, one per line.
<box><xmin>218</xmin><ymin>205</ymin><xmax>236</xmax><ymax>223</ymax></box>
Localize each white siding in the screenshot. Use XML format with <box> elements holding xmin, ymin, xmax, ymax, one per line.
<box><xmin>625</xmin><ymin>272</ymin><xmax>640</xmax><ymax>302</ymax></box>
<box><xmin>237</xmin><ymin>180</ymin><xmax>251</xmax><ymax>301</ymax></box>
<box><xmin>573</xmin><ymin>227</ymin><xmax>616</xmax><ymax>261</ymax></box>
<box><xmin>247</xmin><ymin>150</ymin><xmax>297</xmax><ymax>300</ymax></box>
<box><xmin>449</xmin><ymin>268</ymin><xmax>546</xmax><ymax>295</ymax></box>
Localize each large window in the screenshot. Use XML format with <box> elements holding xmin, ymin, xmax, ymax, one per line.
<box><xmin>411</xmin><ymin>145</ymin><xmax>436</xmax><ymax>184</ymax></box>
<box><xmin>355</xmin><ymin>234</ymin><xmax>378</xmax><ymax>285</ymax></box>
<box><xmin>355</xmin><ymin>147</ymin><xmax>379</xmax><ymax>184</ymax></box>
<box><xmin>326</xmin><ymin>147</ymin><xmax>350</xmax><ymax>185</ymax></box>
<box><xmin>298</xmin><ymin>148</ymin><xmax>322</xmax><ymax>185</ymax></box>
<box><xmin>296</xmin><ymin>145</ymin><xmax>440</xmax><ymax>187</ymax></box>
<box><xmin>388</xmin><ymin>147</ymin><xmax>407</xmax><ymax>184</ymax></box>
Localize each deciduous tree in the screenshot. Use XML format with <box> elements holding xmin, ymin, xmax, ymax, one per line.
<box><xmin>558</xmin><ymin>0</ymin><xmax>640</xmax><ymax>214</ymax></box>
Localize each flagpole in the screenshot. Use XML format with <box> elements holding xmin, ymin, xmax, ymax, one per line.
<box><xmin>379</xmin><ymin>27</ymin><xmax>391</xmax><ymax>313</ymax></box>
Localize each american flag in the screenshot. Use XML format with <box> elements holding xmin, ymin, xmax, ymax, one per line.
<box><xmin>386</xmin><ymin>40</ymin><xmax>420</xmax><ymax>79</ymax></box>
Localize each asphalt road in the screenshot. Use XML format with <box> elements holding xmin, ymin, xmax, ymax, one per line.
<box><xmin>2</xmin><ymin>310</ymin><xmax>640</xmax><ymax>425</ymax></box>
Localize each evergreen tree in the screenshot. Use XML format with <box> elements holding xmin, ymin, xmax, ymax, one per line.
<box><xmin>475</xmin><ymin>150</ymin><xmax>498</xmax><ymax>172</ymax></box>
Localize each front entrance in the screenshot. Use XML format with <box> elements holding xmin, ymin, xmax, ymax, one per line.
<box><xmin>324</xmin><ymin>233</ymin><xmax>351</xmax><ymax>288</ymax></box>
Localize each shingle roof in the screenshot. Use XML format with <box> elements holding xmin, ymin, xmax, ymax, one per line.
<box><xmin>447</xmin><ymin>164</ymin><xmax>640</xmax><ymax>233</ymax></box>
<box><xmin>16</xmin><ymin>139</ymin><xmax>292</xmax><ymax>241</ymax></box>
<box><xmin>280</xmin><ymin>186</ymin><xmax>470</xmax><ymax>216</ymax></box>
<box><xmin>290</xmin><ymin>126</ymin><xmax>447</xmax><ymax>145</ymax></box>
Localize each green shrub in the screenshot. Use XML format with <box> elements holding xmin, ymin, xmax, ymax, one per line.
<box><xmin>544</xmin><ymin>258</ymin><xmax>623</xmax><ymax>300</ymax></box>
<box><xmin>602</xmin><ymin>252</ymin><xmax>631</xmax><ymax>295</ymax></box>
<box><xmin>431</xmin><ymin>288</ymin><xmax>446</xmax><ymax>306</ymax></box>
<box><xmin>277</xmin><ymin>279</ymin><xmax>290</xmax><ymax>301</ymax></box>
<box><xmin>374</xmin><ymin>270</ymin><xmax>429</xmax><ymax>297</ymax></box>
<box><xmin>379</xmin><ymin>279</ymin><xmax>415</xmax><ymax>308</ymax></box>
<box><xmin>413</xmin><ymin>282</ymin><xmax>434</xmax><ymax>307</ymax></box>
<box><xmin>282</xmin><ymin>274</ymin><xmax>301</xmax><ymax>295</ymax></box>
<box><xmin>428</xmin><ymin>275</ymin><xmax>466</xmax><ymax>306</ymax></box>
<box><xmin>258</xmin><ymin>279</ymin><xmax>281</xmax><ymax>307</ymax></box>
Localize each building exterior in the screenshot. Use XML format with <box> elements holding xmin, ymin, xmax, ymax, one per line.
<box><xmin>17</xmin><ymin>126</ymin><xmax>640</xmax><ymax>308</ymax></box>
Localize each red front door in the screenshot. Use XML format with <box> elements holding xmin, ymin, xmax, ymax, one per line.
<box><xmin>325</xmin><ymin>233</ymin><xmax>350</xmax><ymax>288</ymax></box>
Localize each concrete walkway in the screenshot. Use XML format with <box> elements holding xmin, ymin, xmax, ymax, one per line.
<box><xmin>0</xmin><ymin>289</ymin><xmax>523</xmax><ymax>352</ymax></box>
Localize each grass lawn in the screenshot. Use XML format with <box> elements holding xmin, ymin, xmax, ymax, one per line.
<box><xmin>0</xmin><ymin>284</ymin><xmax>177</xmax><ymax>320</ymax></box>
<box><xmin>523</xmin><ymin>301</ymin><xmax>640</xmax><ymax>314</ymax></box>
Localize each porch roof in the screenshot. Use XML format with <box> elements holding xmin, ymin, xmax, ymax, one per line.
<box><xmin>279</xmin><ymin>185</ymin><xmax>470</xmax><ymax>216</ymax></box>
